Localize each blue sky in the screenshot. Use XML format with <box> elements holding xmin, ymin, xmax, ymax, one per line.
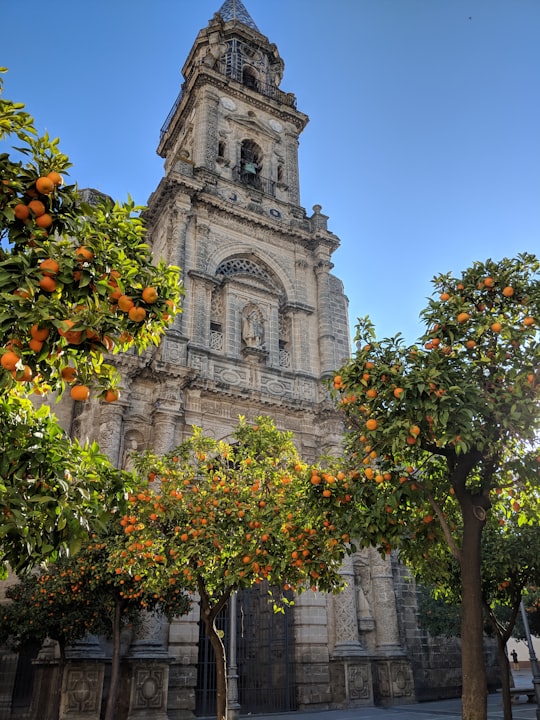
<box><xmin>2</xmin><ymin>0</ymin><xmax>539</xmax><ymax>344</ymax></box>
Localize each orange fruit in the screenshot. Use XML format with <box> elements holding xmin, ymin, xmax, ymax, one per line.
<box><xmin>59</xmin><ymin>320</ymin><xmax>84</xmax><ymax>345</ymax></box>
<box><xmin>333</xmin><ymin>375</ymin><xmax>342</xmax><ymax>389</ymax></box>
<box><xmin>491</xmin><ymin>322</ymin><xmax>502</xmax><ymax>333</ymax></box>
<box><xmin>75</xmin><ymin>246</ymin><xmax>94</xmax><ymax>262</ymax></box>
<box><xmin>70</xmin><ymin>384</ymin><xmax>90</xmax><ymax>401</ymax></box>
<box><xmin>366</xmin><ymin>388</ymin><xmax>377</xmax><ymax>399</ymax></box>
<box><xmin>12</xmin><ymin>365</ymin><xmax>32</xmax><ymax>382</ymax></box>
<box><xmin>457</xmin><ymin>312</ymin><xmax>470</xmax><ymax>323</ymax></box>
<box><xmin>28</xmin><ymin>199</ymin><xmax>46</xmax><ymax>217</ymax></box>
<box><xmin>141</xmin><ymin>286</ymin><xmax>159</xmax><ymax>304</ymax></box>
<box><xmin>39</xmin><ymin>258</ymin><xmax>59</xmax><ymax>276</ymax></box>
<box><xmin>61</xmin><ymin>366</ymin><xmax>77</xmax><ymax>382</ymax></box>
<box><xmin>118</xmin><ymin>295</ymin><xmax>134</xmax><ymax>312</ymax></box>
<box><xmin>366</xmin><ymin>418</ymin><xmax>378</xmax><ymax>431</ymax></box>
<box><xmin>36</xmin><ymin>176</ymin><xmax>55</xmax><ymax>195</ymax></box>
<box><xmin>310</xmin><ymin>474</ymin><xmax>321</xmax><ymax>485</ymax></box>
<box><xmin>47</xmin><ymin>171</ymin><xmax>63</xmax><ymax>187</ymax></box>
<box><xmin>440</xmin><ymin>292</ymin><xmax>450</xmax><ymax>301</ymax></box>
<box><xmin>28</xmin><ymin>338</ymin><xmax>43</xmax><ymax>352</ymax></box>
<box><xmin>1</xmin><ymin>350</ymin><xmax>20</xmax><ymax>371</ymax></box>
<box><xmin>465</xmin><ymin>339</ymin><xmax>476</xmax><ymax>349</ymax></box>
<box><xmin>410</xmin><ymin>425</ymin><xmax>421</xmax><ymax>437</ymax></box>
<box><xmin>104</xmin><ymin>388</ymin><xmax>120</xmax><ymax>403</ymax></box>
<box><xmin>322</xmin><ymin>489</ymin><xmax>332</xmax><ymax>497</ymax></box>
<box><xmin>393</xmin><ymin>387</ymin><xmax>404</xmax><ymax>398</ymax></box>
<box><xmin>14</xmin><ymin>204</ymin><xmax>30</xmax><ymax>221</ymax></box>
<box><xmin>483</xmin><ymin>277</ymin><xmax>494</xmax><ymax>288</ymax></box>
<box><xmin>406</xmin><ymin>436</ymin><xmax>417</xmax><ymax>445</ymax></box>
<box><xmin>36</xmin><ymin>213</ymin><xmax>53</xmax><ymax>229</ymax></box>
<box><xmin>523</xmin><ymin>316</ymin><xmax>535</xmax><ymax>326</ymax></box>
<box><xmin>128</xmin><ymin>306</ymin><xmax>146</xmax><ymax>323</ymax></box>
<box><xmin>30</xmin><ymin>324</ymin><xmax>50</xmax><ymax>341</ymax></box>
<box><xmin>502</xmin><ymin>286</ymin><xmax>514</xmax><ymax>297</ymax></box>
<box><xmin>39</xmin><ymin>276</ymin><xmax>57</xmax><ymax>292</ymax></box>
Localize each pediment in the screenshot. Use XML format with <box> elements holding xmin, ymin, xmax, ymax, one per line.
<box><xmin>227</xmin><ymin>114</ymin><xmax>279</xmax><ymax>140</ymax></box>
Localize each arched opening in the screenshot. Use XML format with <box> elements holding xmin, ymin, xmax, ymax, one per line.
<box><xmin>242</xmin><ymin>66</ymin><xmax>258</xmax><ymax>90</ymax></box>
<box><xmin>240</xmin><ymin>140</ymin><xmax>262</xmax><ymax>188</ymax></box>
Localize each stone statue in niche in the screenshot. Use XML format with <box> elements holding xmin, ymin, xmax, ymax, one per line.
<box><xmin>242</xmin><ymin>308</ymin><xmax>264</xmax><ymax>349</ymax></box>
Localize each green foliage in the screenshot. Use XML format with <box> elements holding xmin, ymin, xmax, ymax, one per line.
<box><xmin>333</xmin><ymin>253</ymin><xmax>540</xmax><ymax>562</ymax></box>
<box><xmin>0</xmin><ymin>393</ymin><xmax>131</xmax><ymax>576</ymax></box>
<box><xmin>109</xmin><ymin>416</ymin><xmax>361</xmax><ymax>608</ymax></box>
<box><xmin>0</xmin><ymin>528</ymin><xmax>190</xmax><ymax>652</ymax></box>
<box><xmin>0</xmin><ymin>67</ymin><xmax>183</xmax><ymax>397</ymax></box>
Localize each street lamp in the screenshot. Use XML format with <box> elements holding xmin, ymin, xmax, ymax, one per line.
<box><xmin>519</xmin><ymin>599</ymin><xmax>540</xmax><ymax>719</ymax></box>
<box><xmin>227</xmin><ymin>591</ymin><xmax>241</xmax><ymax>720</ymax></box>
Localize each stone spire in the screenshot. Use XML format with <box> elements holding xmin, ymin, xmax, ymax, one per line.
<box><xmin>216</xmin><ymin>0</ymin><xmax>260</xmax><ymax>31</ymax></box>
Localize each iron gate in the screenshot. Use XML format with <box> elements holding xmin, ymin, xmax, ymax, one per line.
<box><xmin>195</xmin><ymin>584</ymin><xmax>296</xmax><ymax>716</ymax></box>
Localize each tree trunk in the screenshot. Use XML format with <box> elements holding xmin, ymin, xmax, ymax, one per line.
<box><xmin>459</xmin><ymin>495</ymin><xmax>488</xmax><ymax>720</ymax></box>
<box><xmin>496</xmin><ymin>633</ymin><xmax>514</xmax><ymax>720</ymax></box>
<box><xmin>197</xmin><ymin>580</ymin><xmax>231</xmax><ymax>720</ymax></box>
<box><xmin>104</xmin><ymin>599</ymin><xmax>123</xmax><ymax>720</ymax></box>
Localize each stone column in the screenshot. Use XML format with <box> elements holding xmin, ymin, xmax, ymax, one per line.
<box><xmin>314</xmin><ymin>259</ymin><xmax>336</xmax><ymax>377</ymax></box>
<box><xmin>98</xmin><ymin>400</ymin><xmax>128</xmax><ymax>466</ymax></box>
<box><xmin>152</xmin><ymin>407</ymin><xmax>180</xmax><ymax>455</ymax></box>
<box><xmin>330</xmin><ymin>555</ymin><xmax>374</xmax><ymax>707</ymax></box>
<box><xmin>368</xmin><ymin>548</ymin><xmax>415</xmax><ymax>705</ymax></box>
<box><xmin>332</xmin><ymin>554</ymin><xmax>365</xmax><ymax>657</ymax></box>
<box><xmin>368</xmin><ymin>548</ymin><xmax>401</xmax><ymax>655</ymax></box>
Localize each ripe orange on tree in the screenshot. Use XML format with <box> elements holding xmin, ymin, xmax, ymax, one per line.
<box><xmin>117</xmin><ymin>295</ymin><xmax>134</xmax><ymax>312</ymax></box>
<box><xmin>30</xmin><ymin>324</ymin><xmax>50</xmax><ymax>341</ymax></box>
<box><xmin>14</xmin><ymin>203</ymin><xmax>30</xmax><ymax>221</ymax></box>
<box><xmin>36</xmin><ymin>213</ymin><xmax>53</xmax><ymax>229</ymax></box>
<box><xmin>502</xmin><ymin>286</ymin><xmax>514</xmax><ymax>297</ymax></box>
<box><xmin>457</xmin><ymin>312</ymin><xmax>470</xmax><ymax>323</ymax></box>
<box><xmin>1</xmin><ymin>350</ymin><xmax>20</xmax><ymax>371</ymax></box>
<box><xmin>28</xmin><ymin>338</ymin><xmax>43</xmax><ymax>352</ymax></box>
<box><xmin>393</xmin><ymin>387</ymin><xmax>404</xmax><ymax>398</ymax></box>
<box><xmin>75</xmin><ymin>246</ymin><xmax>94</xmax><ymax>262</ymax></box>
<box><xmin>366</xmin><ymin>418</ymin><xmax>378</xmax><ymax>431</ymax></box>
<box><xmin>70</xmin><ymin>384</ymin><xmax>90</xmax><ymax>401</ymax></box>
<box><xmin>61</xmin><ymin>366</ymin><xmax>77</xmax><ymax>382</ymax></box>
<box><xmin>35</xmin><ymin>176</ymin><xmax>55</xmax><ymax>195</ymax></box>
<box><xmin>141</xmin><ymin>286</ymin><xmax>159</xmax><ymax>304</ymax></box>
<box><xmin>523</xmin><ymin>316</ymin><xmax>535</xmax><ymax>326</ymax></box>
<box><xmin>47</xmin><ymin>171</ymin><xmax>63</xmax><ymax>187</ymax></box>
<box><xmin>12</xmin><ymin>365</ymin><xmax>32</xmax><ymax>382</ymax></box>
<box><xmin>128</xmin><ymin>306</ymin><xmax>146</xmax><ymax>323</ymax></box>
<box><xmin>103</xmin><ymin>388</ymin><xmax>120</xmax><ymax>403</ymax></box>
<box><xmin>39</xmin><ymin>276</ymin><xmax>56</xmax><ymax>293</ymax></box>
<box><xmin>28</xmin><ymin>199</ymin><xmax>46</xmax><ymax>217</ymax></box>
<box><xmin>40</xmin><ymin>258</ymin><xmax>59</xmax><ymax>276</ymax></box>
<box><xmin>491</xmin><ymin>322</ymin><xmax>502</xmax><ymax>333</ymax></box>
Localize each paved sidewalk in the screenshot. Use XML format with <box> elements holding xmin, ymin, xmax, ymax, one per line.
<box><xmin>240</xmin><ymin>672</ymin><xmax>538</xmax><ymax>720</ymax></box>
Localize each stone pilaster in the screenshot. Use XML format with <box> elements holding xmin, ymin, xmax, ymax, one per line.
<box><xmin>332</xmin><ymin>554</ymin><xmax>365</xmax><ymax>657</ymax></box>
<box><xmin>368</xmin><ymin>548</ymin><xmax>402</xmax><ymax>655</ymax></box>
<box><xmin>98</xmin><ymin>400</ymin><xmax>128</xmax><ymax>467</ymax></box>
<box><xmin>314</xmin><ymin>260</ymin><xmax>336</xmax><ymax>377</ymax></box>
<box><xmin>293</xmin><ymin>590</ymin><xmax>331</xmax><ymax>709</ymax></box>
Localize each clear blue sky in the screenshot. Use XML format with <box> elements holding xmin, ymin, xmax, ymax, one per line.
<box><xmin>2</xmin><ymin>0</ymin><xmax>539</xmax><ymax>343</ymax></box>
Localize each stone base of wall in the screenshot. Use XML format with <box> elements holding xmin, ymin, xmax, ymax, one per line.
<box><xmin>372</xmin><ymin>657</ymin><xmax>415</xmax><ymax>706</ymax></box>
<box><xmin>329</xmin><ymin>658</ymin><xmax>374</xmax><ymax>707</ymax></box>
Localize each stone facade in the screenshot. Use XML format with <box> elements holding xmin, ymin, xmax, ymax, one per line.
<box><xmin>0</xmin><ymin>1</ymin><xmax>471</xmax><ymax>717</ymax></box>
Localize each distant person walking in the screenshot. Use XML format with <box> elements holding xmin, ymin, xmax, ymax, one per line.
<box><xmin>511</xmin><ymin>649</ymin><xmax>519</xmax><ymax>668</ymax></box>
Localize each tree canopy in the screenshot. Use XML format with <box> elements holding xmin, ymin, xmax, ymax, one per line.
<box><xmin>333</xmin><ymin>253</ymin><xmax>540</xmax><ymax>720</ymax></box>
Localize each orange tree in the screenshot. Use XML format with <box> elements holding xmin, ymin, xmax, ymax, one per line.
<box><xmin>0</xmin><ymin>68</ymin><xmax>182</xmax><ymax>572</ymax></box>
<box><xmin>333</xmin><ymin>254</ymin><xmax>540</xmax><ymax>720</ymax></box>
<box><xmin>0</xmin><ymin>68</ymin><xmax>182</xmax><ymax>398</ymax></box>
<box><xmin>110</xmin><ymin>415</ymin><xmax>361</xmax><ymax>720</ymax></box>
<box><xmin>0</xmin><ymin>527</ymin><xmax>190</xmax><ymax>720</ymax></box>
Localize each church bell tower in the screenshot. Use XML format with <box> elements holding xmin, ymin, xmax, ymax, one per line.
<box><xmin>141</xmin><ymin>0</ymin><xmax>350</xmax><ymax>458</ymax></box>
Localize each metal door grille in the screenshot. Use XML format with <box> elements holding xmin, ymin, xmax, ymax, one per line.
<box><xmin>195</xmin><ymin>584</ymin><xmax>296</xmax><ymax>716</ymax></box>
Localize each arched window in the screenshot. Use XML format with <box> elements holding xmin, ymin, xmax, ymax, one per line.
<box><xmin>242</xmin><ymin>66</ymin><xmax>258</xmax><ymax>90</ymax></box>
<box><xmin>240</xmin><ymin>140</ymin><xmax>262</xmax><ymax>188</ymax></box>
